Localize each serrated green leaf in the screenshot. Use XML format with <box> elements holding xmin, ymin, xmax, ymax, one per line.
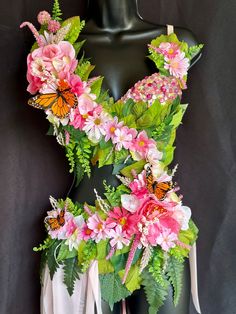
<box><xmin>98</xmin><ymin>259</ymin><xmax>114</xmax><ymax>274</ymax></box>
<box><xmin>97</xmin><ymin>147</ymin><xmax>114</xmax><ymax>167</ymax></box>
<box><xmin>97</xmin><ymin>240</ymin><xmax>109</xmax><ymax>260</ymax></box>
<box><xmin>57</xmin><ymin>243</ymin><xmax>77</xmax><ymax>261</ymax></box>
<box><xmin>170</xmin><ymin>104</ymin><xmax>188</xmax><ymax>128</ymax></box>
<box><xmin>118</xmin><ymin>264</ymin><xmax>142</xmax><ymax>292</ymax></box>
<box><xmin>122</xmin><ymin>99</ymin><xmax>135</xmax><ymax>116</ymax></box>
<box><xmin>131</xmin><ymin>101</ymin><xmax>148</xmax><ymax>119</ymax></box>
<box><xmin>47</xmin><ymin>239</ymin><xmax>62</xmax><ymax>279</ymax></box>
<box><xmin>99</xmin><ymin>273</ymin><xmax>131</xmax><ymax>310</ymax></box>
<box><xmin>75</xmin><ymin>161</ymin><xmax>84</xmax><ymax>187</ymax></box>
<box><xmin>136</xmin><ymin>99</ymin><xmax>163</xmax><ymax>128</ymax></box>
<box><xmin>110</xmin><ymin>101</ymin><xmax>124</xmax><ymax>118</ymax></box>
<box><xmin>142</xmin><ymin>269</ymin><xmax>168</xmax><ymax>313</ymax></box>
<box><xmin>90</xmin><ymin>77</ymin><xmax>104</xmax><ymax>97</ymax></box>
<box><xmin>166</xmin><ymin>255</ymin><xmax>184</xmax><ymax>306</ymax></box>
<box><xmin>62</xmin><ymin>16</ymin><xmax>85</xmax><ymax>44</ymax></box>
<box><xmin>63</xmin><ymin>257</ymin><xmax>81</xmax><ymax>296</ymax></box>
<box><xmin>114</xmin><ymin>149</ymin><xmax>129</xmax><ymax>164</ymax></box>
<box><xmin>120</xmin><ymin>160</ymin><xmax>146</xmax><ymax>179</ymax></box>
<box><xmin>121</xmin><ymin>114</ymin><xmax>137</xmax><ymax>128</ymax></box>
<box><xmin>73</xmin><ymin>40</ymin><xmax>85</xmax><ymax>56</ymax></box>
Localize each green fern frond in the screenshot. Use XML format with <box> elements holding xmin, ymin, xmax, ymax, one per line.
<box><xmin>142</xmin><ymin>269</ymin><xmax>168</xmax><ymax>314</ymax></box>
<box><xmin>52</xmin><ymin>0</ymin><xmax>63</xmax><ymax>21</ymax></box>
<box><xmin>166</xmin><ymin>255</ymin><xmax>184</xmax><ymax>306</ymax></box>
<box><xmin>63</xmin><ymin>257</ymin><xmax>81</xmax><ymax>296</ymax></box>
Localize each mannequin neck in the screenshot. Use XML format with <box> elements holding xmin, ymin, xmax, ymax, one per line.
<box><xmin>87</xmin><ymin>0</ymin><xmax>140</xmax><ymax>31</ymax></box>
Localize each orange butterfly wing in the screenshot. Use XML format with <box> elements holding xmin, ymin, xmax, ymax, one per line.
<box><xmin>46</xmin><ymin>210</ymin><xmax>65</xmax><ymax>231</ymax></box>
<box><xmin>154</xmin><ymin>182</ymin><xmax>173</xmax><ymax>201</ymax></box>
<box><xmin>28</xmin><ymin>81</ymin><xmax>78</xmax><ymax>119</ymax></box>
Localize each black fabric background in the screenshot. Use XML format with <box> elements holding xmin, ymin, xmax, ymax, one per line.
<box><xmin>0</xmin><ymin>1</ymin><xmax>235</xmax><ymax>313</ymax></box>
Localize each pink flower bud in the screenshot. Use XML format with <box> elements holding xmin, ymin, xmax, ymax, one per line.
<box><xmin>37</xmin><ymin>11</ymin><xmax>51</xmax><ymax>25</ymax></box>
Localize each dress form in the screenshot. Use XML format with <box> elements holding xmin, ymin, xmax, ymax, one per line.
<box><xmin>69</xmin><ymin>0</ymin><xmax>200</xmax><ymax>313</ymax></box>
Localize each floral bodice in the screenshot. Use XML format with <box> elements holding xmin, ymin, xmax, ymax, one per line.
<box><xmin>21</xmin><ymin>4</ymin><xmax>203</xmax><ymax>313</ymax></box>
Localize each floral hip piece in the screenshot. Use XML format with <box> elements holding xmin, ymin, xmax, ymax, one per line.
<box><xmin>21</xmin><ymin>1</ymin><xmax>203</xmax><ymax>312</ymax></box>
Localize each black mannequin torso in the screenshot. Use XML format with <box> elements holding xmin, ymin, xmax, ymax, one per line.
<box><xmin>69</xmin><ymin>0</ymin><xmax>200</xmax><ymax>313</ymax></box>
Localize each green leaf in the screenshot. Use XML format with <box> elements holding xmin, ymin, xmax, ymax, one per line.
<box><xmin>131</xmin><ymin>101</ymin><xmax>148</xmax><ymax>119</ymax></box>
<box><xmin>122</xmin><ymin>99</ymin><xmax>135</xmax><ymax>116</ymax></box>
<box><xmin>121</xmin><ymin>114</ymin><xmax>137</xmax><ymax>128</ymax></box>
<box><xmin>90</xmin><ymin>77</ymin><xmax>104</xmax><ymax>98</ymax></box>
<box><xmin>57</xmin><ymin>243</ymin><xmax>77</xmax><ymax>261</ymax></box>
<box><xmin>98</xmin><ymin>259</ymin><xmax>114</xmax><ymax>274</ymax></box>
<box><xmin>142</xmin><ymin>269</ymin><xmax>168</xmax><ymax>314</ymax></box>
<box><xmin>114</xmin><ymin>149</ymin><xmax>129</xmax><ymax>164</ymax></box>
<box><xmin>97</xmin><ymin>147</ymin><xmax>114</xmax><ymax>167</ymax></box>
<box><xmin>52</xmin><ymin>0</ymin><xmax>62</xmax><ymax>21</ymax></box>
<box><xmin>46</xmin><ymin>124</ymin><xmax>54</xmax><ymax>136</ymax></box>
<box><xmin>99</xmin><ymin>273</ymin><xmax>131</xmax><ymax>310</ymax></box>
<box><xmin>110</xmin><ymin>101</ymin><xmax>124</xmax><ymax>118</ymax></box>
<box><xmin>118</xmin><ymin>265</ymin><xmax>142</xmax><ymax>292</ymax></box>
<box><xmin>63</xmin><ymin>257</ymin><xmax>81</xmax><ymax>296</ymax></box>
<box><xmin>47</xmin><ymin>240</ymin><xmax>62</xmax><ymax>279</ymax></box>
<box><xmin>62</xmin><ymin>16</ymin><xmax>85</xmax><ymax>44</ymax></box>
<box><xmin>170</xmin><ymin>104</ymin><xmax>188</xmax><ymax>128</ymax></box>
<box><xmin>110</xmin><ymin>249</ymin><xmax>142</xmax><ymax>273</ymax></box>
<box><xmin>136</xmin><ymin>99</ymin><xmax>163</xmax><ymax>128</ymax></box>
<box><xmin>75</xmin><ymin>60</ymin><xmax>95</xmax><ymax>81</ymax></box>
<box><xmin>73</xmin><ymin>40</ymin><xmax>85</xmax><ymax>56</ymax></box>
<box><xmin>75</xmin><ymin>161</ymin><xmax>84</xmax><ymax>187</ymax></box>
<box><xmin>166</xmin><ymin>255</ymin><xmax>184</xmax><ymax>306</ymax></box>
<box><xmin>120</xmin><ymin>160</ymin><xmax>146</xmax><ymax>179</ymax></box>
<box><xmin>97</xmin><ymin>240</ymin><xmax>109</xmax><ymax>260</ymax></box>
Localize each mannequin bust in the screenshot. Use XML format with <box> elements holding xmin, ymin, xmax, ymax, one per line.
<box><xmin>69</xmin><ymin>0</ymin><xmax>201</xmax><ymax>313</ymax></box>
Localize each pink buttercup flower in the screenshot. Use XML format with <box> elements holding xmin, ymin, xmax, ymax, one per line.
<box><xmin>112</xmin><ymin>126</ymin><xmax>137</xmax><ymax>151</ymax></box>
<box><xmin>164</xmin><ymin>51</ymin><xmax>189</xmax><ymax>79</ymax></box>
<box><xmin>109</xmin><ymin>225</ymin><xmax>130</xmax><ymax>250</ymax></box>
<box><xmin>129</xmin><ymin>170</ymin><xmax>149</xmax><ymax>198</ymax></box>
<box><xmin>37</xmin><ymin>11</ymin><xmax>51</xmax><ymax>25</ymax></box>
<box><xmin>83</xmin><ymin>110</ymin><xmax>111</xmax><ymax>143</ymax></box>
<box><xmin>157</xmin><ymin>42</ymin><xmax>180</xmax><ymax>59</ymax></box>
<box><xmin>156</xmin><ymin>229</ymin><xmax>177</xmax><ymax>251</ymax></box>
<box><xmin>68</xmin><ymin>74</ymin><xmax>85</xmax><ymax>96</ymax></box>
<box><xmin>130</xmin><ymin>131</ymin><xmax>156</xmax><ymax>159</ymax></box>
<box><xmin>104</xmin><ymin>117</ymin><xmax>124</xmax><ymax>142</ymax></box>
<box><xmin>48</xmin><ymin>20</ymin><xmax>61</xmax><ymax>33</ymax></box>
<box><xmin>87</xmin><ymin>214</ymin><xmax>115</xmax><ymax>243</ymax></box>
<box><xmin>69</xmin><ymin>108</ymin><xmax>86</xmax><ymax>129</ymax></box>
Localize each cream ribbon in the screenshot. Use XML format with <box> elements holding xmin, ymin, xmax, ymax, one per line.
<box><xmin>189</xmin><ymin>243</ymin><xmax>201</xmax><ymax>313</ymax></box>
<box><xmin>41</xmin><ymin>261</ymin><xmax>102</xmax><ymax>314</ymax></box>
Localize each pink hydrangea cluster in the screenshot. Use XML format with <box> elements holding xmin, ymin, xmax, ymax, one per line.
<box><xmin>121</xmin><ymin>73</ymin><xmax>182</xmax><ymax>106</ymax></box>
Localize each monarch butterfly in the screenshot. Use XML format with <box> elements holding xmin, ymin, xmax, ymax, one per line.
<box><xmin>46</xmin><ymin>209</ymin><xmax>65</xmax><ymax>231</ymax></box>
<box><xmin>146</xmin><ymin>166</ymin><xmax>173</xmax><ymax>201</ymax></box>
<box><xmin>28</xmin><ymin>80</ymin><xmax>77</xmax><ymax>118</ymax></box>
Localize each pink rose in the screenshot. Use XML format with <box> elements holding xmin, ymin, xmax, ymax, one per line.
<box><xmin>27</xmin><ymin>41</ymin><xmax>77</xmax><ymax>93</ymax></box>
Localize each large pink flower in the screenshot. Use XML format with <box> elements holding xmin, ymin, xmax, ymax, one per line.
<box><xmin>130</xmin><ymin>130</ymin><xmax>156</xmax><ymax>159</ymax></box>
<box><xmin>112</xmin><ymin>126</ymin><xmax>137</xmax><ymax>151</ymax></box>
<box><xmin>157</xmin><ymin>42</ymin><xmax>180</xmax><ymax>59</ymax></box>
<box><xmin>129</xmin><ymin>170</ymin><xmax>149</xmax><ymax>198</ymax></box>
<box><xmin>107</xmin><ymin>207</ymin><xmax>139</xmax><ymax>237</ymax></box>
<box><xmin>87</xmin><ymin>214</ymin><xmax>115</xmax><ymax>243</ymax></box>
<box><xmin>164</xmin><ymin>51</ymin><xmax>189</xmax><ymax>78</ymax></box>
<box><xmin>27</xmin><ymin>41</ymin><xmax>77</xmax><ymax>93</ymax></box>
<box><xmin>68</xmin><ymin>74</ymin><xmax>85</xmax><ymax>96</ymax></box>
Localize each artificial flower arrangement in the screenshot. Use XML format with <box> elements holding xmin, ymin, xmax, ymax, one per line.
<box><xmin>21</xmin><ymin>1</ymin><xmax>203</xmax><ymax>313</ymax></box>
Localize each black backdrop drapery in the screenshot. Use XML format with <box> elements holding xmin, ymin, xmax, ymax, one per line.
<box><xmin>0</xmin><ymin>1</ymin><xmax>235</xmax><ymax>313</ymax></box>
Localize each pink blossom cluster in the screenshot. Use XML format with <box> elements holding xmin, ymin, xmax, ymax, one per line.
<box><xmin>155</xmin><ymin>42</ymin><xmax>190</xmax><ymax>79</ymax></box>
<box><xmin>121</xmin><ymin>73</ymin><xmax>182</xmax><ymax>106</ymax></box>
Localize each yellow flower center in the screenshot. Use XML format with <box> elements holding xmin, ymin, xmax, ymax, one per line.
<box><xmin>168</xmin><ymin>48</ymin><xmax>174</xmax><ymax>54</ymax></box>
<box><xmin>94</xmin><ymin>118</ymin><xmax>101</xmax><ymax>125</ymax></box>
<box><xmin>82</xmin><ymin>114</ymin><xmax>88</xmax><ymax>119</ymax></box>
<box><xmin>85</xmin><ymin>228</ymin><xmax>92</xmax><ymax>235</ymax></box>
<box><xmin>118</xmin><ymin>217</ymin><xmax>127</xmax><ymax>226</ymax></box>
<box><xmin>97</xmin><ymin>223</ymin><xmax>103</xmax><ymax>230</ymax></box>
<box><xmin>138</xmin><ymin>140</ymin><xmax>145</xmax><ymax>147</ymax></box>
<box><xmin>110</xmin><ymin>126</ymin><xmax>116</xmax><ymax>133</ymax></box>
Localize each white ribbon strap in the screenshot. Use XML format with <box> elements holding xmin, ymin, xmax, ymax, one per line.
<box><xmin>86</xmin><ymin>260</ymin><xmax>102</xmax><ymax>314</ymax></box>
<box><xmin>167</xmin><ymin>24</ymin><xmax>174</xmax><ymax>35</ymax></box>
<box><xmin>189</xmin><ymin>243</ymin><xmax>201</xmax><ymax>313</ymax></box>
